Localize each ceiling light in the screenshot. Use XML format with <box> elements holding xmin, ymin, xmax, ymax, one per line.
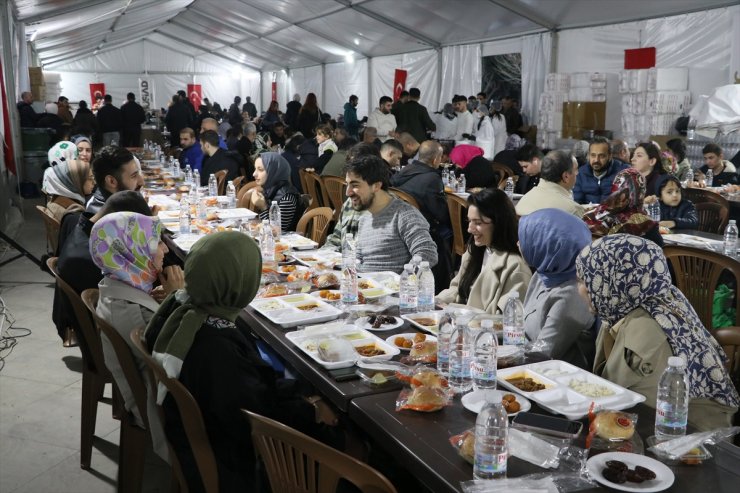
<box><xmin>353</xmin><ymin>38</ymin><xmax>360</xmax><ymax>45</ymax></box>
<box><xmin>345</xmin><ymin>52</ymin><xmax>354</xmax><ymax>63</ymax></box>
<box><xmin>29</xmin><ymin>31</ymin><xmax>38</xmax><ymax>42</ymax></box>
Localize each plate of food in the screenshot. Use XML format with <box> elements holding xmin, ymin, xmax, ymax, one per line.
<box><xmin>586</xmin><ymin>452</ymin><xmax>674</xmax><ymax>492</ymax></box>
<box><xmin>461</xmin><ymin>389</ymin><xmax>531</xmax><ymax>416</ymax></box>
<box><xmin>355</xmin><ymin>314</ymin><xmax>403</xmax><ymax>331</ymax></box>
<box><xmin>281</xmin><ymin>233</ymin><xmax>319</xmax><ymax>250</ymax></box>
<box><xmin>311</xmin><ymin>289</ymin><xmax>342</xmax><ymax>302</ymax></box>
<box><xmin>402</xmin><ymin>311</ymin><xmax>446</xmax><ymax>335</ymax></box>
<box><xmin>386</xmin><ymin>332</ymin><xmax>437</xmax><ymax>351</ymax></box>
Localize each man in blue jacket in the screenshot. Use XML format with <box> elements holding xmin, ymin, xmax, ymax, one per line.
<box><xmin>343</xmin><ymin>95</ymin><xmax>360</xmax><ymax>139</ymax></box>
<box><xmin>572</xmin><ymin>136</ymin><xmax>629</xmax><ymax>204</ymax></box>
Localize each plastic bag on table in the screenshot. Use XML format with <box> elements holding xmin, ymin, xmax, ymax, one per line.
<box><xmin>395</xmin><ymin>385</ymin><xmax>452</xmax><ymax>413</ymax></box>
<box><xmin>395</xmin><ymin>365</ymin><xmax>449</xmax><ymax>389</ymax></box>
<box><xmin>400</xmin><ymin>338</ymin><xmax>438</xmax><ymax>365</ymax></box>
<box><xmin>461</xmin><ymin>472</ymin><xmax>596</xmax><ymax>493</ymax></box>
<box><xmin>648</xmin><ymin>426</ymin><xmax>740</xmax><ymax>460</ymax></box>
<box><xmin>586</xmin><ymin>403</ymin><xmax>639</xmax><ymax>452</ymax></box>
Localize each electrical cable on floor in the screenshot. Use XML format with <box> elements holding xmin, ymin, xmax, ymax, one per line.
<box><xmin>0</xmin><ymin>296</ymin><xmax>31</xmax><ymax>372</ymax></box>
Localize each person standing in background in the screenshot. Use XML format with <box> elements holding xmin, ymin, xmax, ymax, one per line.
<box><xmin>121</xmin><ymin>92</ymin><xmax>146</xmax><ymax>147</ymax></box>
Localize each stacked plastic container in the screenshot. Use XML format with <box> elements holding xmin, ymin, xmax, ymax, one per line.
<box><xmin>568</xmin><ymin>72</ymin><xmax>607</xmax><ymax>102</ymax></box>
<box><xmin>620</xmin><ymin>67</ymin><xmax>689</xmax><ymax>142</ymax></box>
<box><xmin>537</xmin><ymin>73</ymin><xmax>570</xmax><ymax>149</ymax></box>
<box><xmin>43</xmin><ymin>72</ymin><xmax>62</xmax><ymax>102</ymax></box>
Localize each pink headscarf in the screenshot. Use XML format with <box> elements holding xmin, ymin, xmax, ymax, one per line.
<box><xmin>449</xmin><ymin>144</ymin><xmax>484</xmax><ymax>169</ymax></box>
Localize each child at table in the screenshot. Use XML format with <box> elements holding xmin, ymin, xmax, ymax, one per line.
<box><xmin>651</xmin><ymin>175</ymin><xmax>698</xmax><ymax>230</ymax></box>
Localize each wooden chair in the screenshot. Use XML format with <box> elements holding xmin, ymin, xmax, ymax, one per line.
<box><xmin>695</xmin><ymin>202</ymin><xmax>729</xmax><ymax>235</ymax></box>
<box><xmin>231</xmin><ymin>175</ymin><xmax>245</xmax><ymax>192</ymax></box>
<box><xmin>214</xmin><ymin>169</ymin><xmax>228</xmax><ymax>195</ymax></box>
<box><xmin>389</xmin><ymin>187</ymin><xmax>419</xmax><ymax>209</ymax></box>
<box><xmin>301</xmin><ymin>169</ymin><xmax>328</xmax><ymax>210</ymax></box>
<box><xmin>322</xmin><ymin>175</ymin><xmax>347</xmax><ymax>221</ymax></box>
<box><xmin>47</xmin><ymin>258</ymin><xmax>114</xmax><ymax>470</ymax></box>
<box><xmin>130</xmin><ymin>328</ymin><xmax>219</xmax><ymax>493</ymax></box>
<box><xmin>236</xmin><ymin>180</ymin><xmax>258</xmax><ymax>202</ymax></box>
<box><xmin>446</xmin><ymin>192</ymin><xmax>469</xmax><ymax>257</ymax></box>
<box><xmin>296</xmin><ymin>207</ymin><xmax>334</xmax><ymax>247</ymax></box>
<box><xmin>683</xmin><ymin>187</ymin><xmax>731</xmax><ymax>209</ymax></box>
<box><xmin>715</xmin><ymin>327</ymin><xmax>740</xmax><ymax>384</ymax></box>
<box><xmin>36</xmin><ymin>205</ymin><xmax>61</xmax><ymax>253</ymax></box>
<box><xmin>81</xmin><ymin>290</ymin><xmax>148</xmax><ymax>493</ymax></box>
<box><xmin>244</xmin><ymin>410</ymin><xmax>397</xmax><ymax>493</ymax></box>
<box><xmin>492</xmin><ymin>163</ymin><xmax>515</xmax><ymax>189</ymax></box>
<box><xmin>663</xmin><ymin>245</ymin><xmax>740</xmax><ymax>330</ymax></box>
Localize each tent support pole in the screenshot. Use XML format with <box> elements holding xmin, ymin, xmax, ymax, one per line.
<box><xmin>367</xmin><ymin>57</ymin><xmax>372</xmax><ymax>116</ymax></box>
<box><xmin>437</xmin><ymin>48</ymin><xmax>443</xmax><ymax>110</ymax></box>
<box><xmin>550</xmin><ymin>30</ymin><xmax>559</xmax><ymax>73</ymax></box>
<box><xmin>1</xmin><ymin>1</ymin><xmax>24</xmax><ymax>201</ymax></box>
<box><xmin>321</xmin><ymin>63</ymin><xmax>326</xmax><ymax>112</ymax></box>
<box><xmin>259</xmin><ymin>72</ymin><xmax>263</xmax><ymax>114</ymax></box>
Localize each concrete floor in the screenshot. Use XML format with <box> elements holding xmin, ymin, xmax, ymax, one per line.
<box><xmin>0</xmin><ymin>197</ymin><xmax>170</xmax><ymax>493</ymax></box>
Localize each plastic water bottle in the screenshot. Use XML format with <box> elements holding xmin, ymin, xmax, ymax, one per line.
<box><xmin>724</xmin><ymin>220</ymin><xmax>738</xmax><ymax>256</ymax></box>
<box><xmin>683</xmin><ymin>168</ymin><xmax>693</xmax><ymax>188</ymax></box>
<box><xmin>504</xmin><ymin>177</ymin><xmax>514</xmax><ymax>198</ymax></box>
<box><xmin>179</xmin><ymin>197</ymin><xmax>190</xmax><ymax>234</ymax></box>
<box><xmin>208</xmin><ymin>173</ymin><xmax>218</xmax><ymax>197</ymax></box>
<box><xmin>185</xmin><ymin>164</ymin><xmax>193</xmax><ymax>184</ymax></box>
<box><xmin>111</xmin><ymin>139</ymin><xmax>118</xmax><ymax>147</ymax></box>
<box><xmin>503</xmin><ymin>291</ymin><xmax>525</xmax><ymax>346</ymax></box>
<box><xmin>646</xmin><ymin>201</ymin><xmax>660</xmax><ymax>222</ymax></box>
<box><xmin>654</xmin><ymin>356</ymin><xmax>689</xmax><ymax>442</ymax></box>
<box><xmin>437</xmin><ymin>310</ymin><xmax>454</xmax><ymax>376</ymax></box>
<box><xmin>705</xmin><ymin>169</ymin><xmax>713</xmax><ymax>187</ymax></box>
<box><xmin>449</xmin><ymin>311</ymin><xmax>474</xmax><ymax>393</ymax></box>
<box><xmin>193</xmin><ymin>169</ymin><xmax>201</xmax><ymax>187</ymax></box>
<box><xmin>172</xmin><ymin>159</ymin><xmax>180</xmax><ymax>178</ymax></box>
<box><xmin>399</xmin><ymin>264</ymin><xmax>418</xmax><ymax>314</ymax></box>
<box><xmin>472</xmin><ymin>319</ymin><xmax>498</xmax><ymax>390</ymax></box>
<box><xmin>196</xmin><ymin>195</ymin><xmax>207</xmax><ymax>222</ymax></box>
<box><xmin>226</xmin><ymin>181</ymin><xmax>236</xmax><ymax>208</ymax></box>
<box><xmin>417</xmin><ymin>261</ymin><xmax>435</xmax><ymax>312</ymax></box>
<box><xmin>260</xmin><ymin>219</ymin><xmax>276</xmax><ymax>266</ymax></box>
<box><xmin>442</xmin><ymin>169</ymin><xmax>449</xmax><ymax>187</ymax></box>
<box><xmin>457</xmin><ymin>174</ymin><xmax>467</xmax><ymax>193</ymax></box>
<box><xmin>340</xmin><ymin>233</ymin><xmax>358</xmax><ymax>305</ymax></box>
<box><xmin>411</xmin><ymin>254</ymin><xmax>422</xmax><ymax>275</ymax></box>
<box><xmin>269</xmin><ymin>201</ymin><xmax>282</xmax><ymax>239</ymax></box>
<box><xmin>474</xmin><ymin>398</ymin><xmax>508</xmax><ymax>480</ymax></box>
<box><xmin>687</xmin><ymin>118</ymin><xmax>697</xmax><ymax>140</ymax></box>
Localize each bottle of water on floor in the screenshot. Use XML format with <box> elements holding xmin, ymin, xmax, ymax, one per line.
<box><xmin>654</xmin><ymin>356</ymin><xmax>689</xmax><ymax>442</ymax></box>
<box><xmin>472</xmin><ymin>319</ymin><xmax>497</xmax><ymax>390</ymax></box>
<box><xmin>399</xmin><ymin>264</ymin><xmax>418</xmax><ymax>314</ymax></box>
<box><xmin>724</xmin><ymin>220</ymin><xmax>737</xmax><ymax>256</ymax></box>
<box><xmin>503</xmin><ymin>291</ymin><xmax>525</xmax><ymax>346</ymax></box>
<box><xmin>269</xmin><ymin>201</ymin><xmax>282</xmax><ymax>240</ymax></box>
<box><xmin>208</xmin><ymin>173</ymin><xmax>218</xmax><ymax>197</ymax></box>
<box><xmin>340</xmin><ymin>233</ymin><xmax>358</xmax><ymax>305</ymax></box>
<box><xmin>417</xmin><ymin>261</ymin><xmax>435</xmax><ymax>312</ymax></box>
<box><xmin>474</xmin><ymin>397</ymin><xmax>508</xmax><ymax>479</ymax></box>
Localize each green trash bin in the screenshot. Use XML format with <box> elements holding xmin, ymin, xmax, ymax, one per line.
<box><xmin>21</xmin><ymin>127</ymin><xmax>54</xmax><ymax>153</ymax></box>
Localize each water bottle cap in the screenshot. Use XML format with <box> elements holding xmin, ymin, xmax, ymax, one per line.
<box><xmin>272</xmin><ymin>200</ymin><xmax>278</xmax><ymax>205</ymax></box>
<box><xmin>667</xmin><ymin>356</ymin><xmax>685</xmax><ymax>367</ymax></box>
<box><xmin>731</xmin><ymin>220</ymin><xmax>736</xmax><ymax>224</ymax></box>
<box><xmin>480</xmin><ymin>319</ymin><xmax>494</xmax><ymax>329</ymax></box>
<box><xmin>508</xmin><ymin>290</ymin><xmax>520</xmax><ymax>299</ymax></box>
<box><xmin>403</xmin><ymin>264</ymin><xmax>412</xmax><ymax>271</ymax></box>
<box><xmin>420</xmin><ymin>261</ymin><xmax>429</xmax><ymax>268</ymax></box>
<box><xmin>262</xmin><ymin>219</ymin><xmax>269</xmax><ymax>225</ymax></box>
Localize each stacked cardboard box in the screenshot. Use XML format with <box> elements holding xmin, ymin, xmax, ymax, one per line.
<box><xmin>537</xmin><ymin>73</ymin><xmax>570</xmax><ymax>148</ymax></box>
<box><xmin>561</xmin><ymin>102</ymin><xmax>606</xmax><ymax>139</ymax></box>
<box><xmin>28</xmin><ymin>67</ymin><xmax>46</xmax><ymax>101</ymax></box>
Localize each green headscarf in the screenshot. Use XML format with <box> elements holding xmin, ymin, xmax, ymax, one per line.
<box><xmin>145</xmin><ymin>231</ymin><xmax>262</xmax><ymax>402</ymax></box>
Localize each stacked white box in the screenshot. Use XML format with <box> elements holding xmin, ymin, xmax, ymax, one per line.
<box><xmin>546</xmin><ymin>73</ymin><xmax>570</xmax><ymax>92</ymax></box>
<box><xmin>537</xmin><ymin>73</ymin><xmax>572</xmax><ymax>141</ymax></box>
<box><xmin>568</xmin><ymin>72</ymin><xmax>607</xmax><ymax>102</ymax></box>
<box><xmin>619</xmin><ymin>71</ymin><xmax>631</xmax><ymax>94</ymax></box>
<box><xmin>645</xmin><ymin>91</ymin><xmax>691</xmax><ymax>114</ymax></box>
<box><xmin>547</xmin><ymin>92</ymin><xmax>569</xmax><ymax>112</ymax></box>
<box><xmin>629</xmin><ymin>69</ymin><xmax>649</xmax><ymax>93</ymax></box>
<box><xmin>647</xmin><ymin>68</ymin><xmax>689</xmax><ymax>91</ymax></box>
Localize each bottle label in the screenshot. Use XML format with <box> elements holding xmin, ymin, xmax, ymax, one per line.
<box><xmin>655</xmin><ymin>401</ymin><xmax>687</xmax><ymax>428</ymax></box>
<box><xmin>503</xmin><ymin>325</ymin><xmax>525</xmax><ymax>346</ymax></box>
<box><xmin>471</xmin><ymin>361</ymin><xmax>497</xmax><ymax>382</ymax></box>
<box><xmin>475</xmin><ymin>451</ymin><xmax>507</xmax><ymax>475</ymax></box>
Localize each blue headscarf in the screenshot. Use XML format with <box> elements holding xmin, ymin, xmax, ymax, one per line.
<box><xmin>518</xmin><ymin>208</ymin><xmax>592</xmax><ymax>288</ymax></box>
<box><xmin>576</xmin><ymin>234</ymin><xmax>739</xmax><ymax>408</ymax></box>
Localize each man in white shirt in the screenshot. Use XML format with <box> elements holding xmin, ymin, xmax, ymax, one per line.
<box><xmin>452</xmin><ymin>94</ymin><xmax>475</xmax><ymax>141</ymax></box>
<box><xmin>515</xmin><ymin>150</ymin><xmax>585</xmax><ymax>217</ymax></box>
<box><xmin>366</xmin><ymin>96</ymin><xmax>397</xmax><ymax>142</ymax></box>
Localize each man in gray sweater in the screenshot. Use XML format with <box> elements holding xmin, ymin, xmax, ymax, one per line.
<box><xmin>345</xmin><ymin>155</ymin><xmax>438</xmax><ymax>273</ymax></box>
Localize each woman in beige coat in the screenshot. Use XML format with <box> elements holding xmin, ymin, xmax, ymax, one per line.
<box><xmin>437</xmin><ymin>188</ymin><xmax>531</xmax><ymax>313</ymax></box>
<box><xmin>576</xmin><ymin>234</ymin><xmax>738</xmax><ymax>431</ymax></box>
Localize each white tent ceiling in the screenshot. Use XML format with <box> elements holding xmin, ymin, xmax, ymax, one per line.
<box><xmin>15</xmin><ymin>0</ymin><xmax>738</xmax><ymax>72</ymax></box>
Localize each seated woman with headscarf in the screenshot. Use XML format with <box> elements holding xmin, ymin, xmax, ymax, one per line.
<box><xmin>42</xmin><ymin>141</ymin><xmax>95</xmax><ymax>222</ymax></box>
<box><xmin>242</xmin><ymin>152</ymin><xmax>303</xmax><ymax>232</ymax></box>
<box><xmin>576</xmin><ymin>235</ymin><xmax>739</xmax><ymax>430</ymax></box>
<box><xmin>519</xmin><ymin>209</ymin><xmax>595</xmax><ymax>369</ymax></box>
<box><xmin>90</xmin><ymin>211</ymin><xmax>184</xmax><ymax>459</ymax></box>
<box><xmin>144</xmin><ymin>232</ymin><xmax>335</xmax><ymax>491</ymax></box>
<box><xmin>583</xmin><ymin>167</ymin><xmax>663</xmax><ymax>246</ymax></box>
<box><xmin>450</xmin><ymin>144</ymin><xmax>496</xmax><ymax>190</ymax></box>
<box><xmin>437</xmin><ymin>188</ymin><xmax>531</xmax><ymax>313</ymax></box>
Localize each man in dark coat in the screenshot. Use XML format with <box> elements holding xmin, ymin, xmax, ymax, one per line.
<box><xmin>228</xmin><ymin>96</ymin><xmax>243</xmax><ymax>127</ymax></box>
<box><xmin>17</xmin><ymin>91</ymin><xmax>38</xmax><ymax>127</ymax></box>
<box><xmin>120</xmin><ymin>92</ymin><xmax>146</xmax><ymax>147</ymax></box>
<box><xmin>393</xmin><ymin>87</ymin><xmax>435</xmax><ymax>144</ymax></box>
<box><xmin>242</xmin><ymin>96</ymin><xmax>257</xmax><ymax>119</ymax></box>
<box><xmin>96</xmin><ymin>94</ymin><xmax>123</xmax><ymax>146</ymax></box>
<box><xmin>199</xmin><ymin>130</ymin><xmax>240</xmax><ymax>186</ymax></box>
<box><xmin>166</xmin><ymin>94</ymin><xmax>194</xmax><ymax>147</ymax></box>
<box><xmin>284</xmin><ymin>94</ymin><xmax>302</xmax><ymax>130</ymax></box>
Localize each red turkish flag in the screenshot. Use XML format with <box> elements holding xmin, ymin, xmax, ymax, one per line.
<box><xmin>0</xmin><ymin>57</ymin><xmax>16</xmax><ymax>174</ymax></box>
<box><xmin>89</xmin><ymin>83</ymin><xmax>105</xmax><ymax>111</ymax></box>
<box><xmin>393</xmin><ymin>69</ymin><xmax>407</xmax><ymax>101</ymax></box>
<box><xmin>187</xmin><ymin>84</ymin><xmax>202</xmax><ymax>109</ymax></box>
<box><xmin>271</xmin><ymin>81</ymin><xmax>277</xmax><ymax>102</ymax></box>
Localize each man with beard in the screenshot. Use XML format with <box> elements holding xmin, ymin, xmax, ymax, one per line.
<box><xmin>366</xmin><ymin>96</ymin><xmax>397</xmax><ymax>143</ymax></box>
<box><xmin>572</xmin><ymin>136</ymin><xmax>629</xmax><ymax>204</ymax></box>
<box><xmin>86</xmin><ymin>146</ymin><xmax>145</xmax><ymax>213</ymax></box>
<box><xmin>346</xmin><ymin>155</ymin><xmax>437</xmax><ymax>273</ymax></box>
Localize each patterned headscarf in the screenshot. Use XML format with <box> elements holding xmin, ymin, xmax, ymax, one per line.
<box><xmin>145</xmin><ymin>232</ymin><xmax>262</xmax><ymax>402</ymax></box>
<box><xmin>583</xmin><ymin>168</ymin><xmax>656</xmax><ymax>237</ymax></box>
<box><xmin>42</xmin><ymin>159</ymin><xmax>90</xmax><ymax>204</ymax></box>
<box><xmin>519</xmin><ymin>208</ymin><xmax>592</xmax><ymax>288</ymax></box>
<box><xmin>90</xmin><ymin>212</ymin><xmax>162</xmax><ymax>293</ymax></box>
<box><xmin>48</xmin><ymin>141</ymin><xmax>77</xmax><ymax>167</ymax></box>
<box><xmin>576</xmin><ymin>234</ymin><xmax>739</xmax><ymax>408</ymax></box>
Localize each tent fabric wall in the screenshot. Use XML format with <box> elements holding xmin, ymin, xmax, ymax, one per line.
<box><xmin>370</xmin><ymin>50</ymin><xmax>439</xmax><ymax>114</ymax></box>
<box><xmin>438</xmin><ymin>44</ymin><xmax>482</xmax><ymax>111</ymax></box>
<box><xmin>287</xmin><ymin>65</ymin><xmax>323</xmax><ymax>110</ymax></box>
<box><xmin>521</xmin><ymin>32</ymin><xmax>551</xmax><ymax>125</ymax></box>
<box><xmin>324</xmin><ymin>59</ymin><xmax>369</xmax><ymax>121</ymax></box>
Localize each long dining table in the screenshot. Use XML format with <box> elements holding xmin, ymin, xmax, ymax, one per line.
<box><xmin>237</xmin><ymin>303</ymin><xmax>740</xmax><ymax>493</ymax></box>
